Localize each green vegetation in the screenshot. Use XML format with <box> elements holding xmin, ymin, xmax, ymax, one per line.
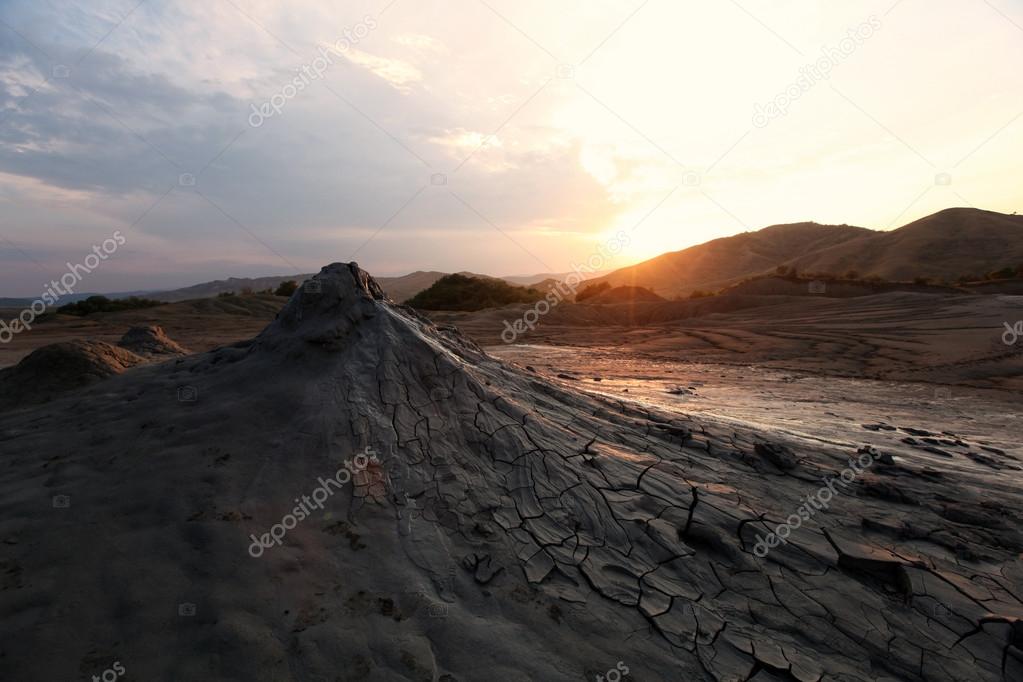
<box><xmin>404</xmin><ymin>274</ymin><xmax>544</xmax><ymax>311</ymax></box>
<box><xmin>575</xmin><ymin>281</ymin><xmax>611</xmax><ymax>302</ymax></box>
<box><xmin>274</xmin><ymin>280</ymin><xmax>298</xmax><ymax>297</ymax></box>
<box><xmin>57</xmin><ymin>295</ymin><xmax>165</xmax><ymax>316</ymax></box>
<box><xmin>987</xmin><ymin>267</ymin><xmax>1017</xmax><ymax>280</ymax></box>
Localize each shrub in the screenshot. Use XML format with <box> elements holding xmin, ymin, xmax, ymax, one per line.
<box><xmin>405</xmin><ymin>274</ymin><xmax>544</xmax><ymax>311</ymax></box>
<box><xmin>274</xmin><ymin>280</ymin><xmax>298</xmax><ymax>297</ymax></box>
<box><xmin>575</xmin><ymin>281</ymin><xmax>611</xmax><ymax>302</ymax></box>
<box><xmin>689</xmin><ymin>289</ymin><xmax>714</xmax><ymax>299</ymax></box>
<box><xmin>57</xmin><ymin>295</ymin><xmax>165</xmax><ymax>316</ymax></box>
<box><xmin>217</xmin><ymin>291</ymin><xmax>235</xmax><ymax>298</ymax></box>
<box><xmin>987</xmin><ymin>267</ymin><xmax>1016</xmax><ymax>280</ymax></box>
<box><xmin>843</xmin><ymin>270</ymin><xmax>860</xmax><ymax>280</ymax></box>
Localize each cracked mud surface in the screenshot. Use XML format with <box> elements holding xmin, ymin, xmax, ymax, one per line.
<box><xmin>0</xmin><ymin>263</ymin><xmax>1020</xmax><ymax>681</ymax></box>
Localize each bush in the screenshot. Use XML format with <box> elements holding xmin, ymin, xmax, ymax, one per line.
<box><xmin>575</xmin><ymin>281</ymin><xmax>611</xmax><ymax>302</ymax></box>
<box><xmin>217</xmin><ymin>291</ymin><xmax>235</xmax><ymax>298</ymax></box>
<box><xmin>913</xmin><ymin>276</ymin><xmax>931</xmax><ymax>285</ymax></box>
<box><xmin>986</xmin><ymin>267</ymin><xmax>1016</xmax><ymax>280</ymax></box>
<box><xmin>57</xmin><ymin>295</ymin><xmax>165</xmax><ymax>316</ymax></box>
<box><xmin>689</xmin><ymin>289</ymin><xmax>714</xmax><ymax>299</ymax></box>
<box><xmin>843</xmin><ymin>270</ymin><xmax>860</xmax><ymax>280</ymax></box>
<box><xmin>274</xmin><ymin>280</ymin><xmax>298</xmax><ymax>297</ymax></box>
<box><xmin>405</xmin><ymin>274</ymin><xmax>544</xmax><ymax>311</ymax></box>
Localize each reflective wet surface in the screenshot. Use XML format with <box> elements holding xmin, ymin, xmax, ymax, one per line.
<box><xmin>491</xmin><ymin>344</ymin><xmax>1022</xmax><ymax>476</ymax></box>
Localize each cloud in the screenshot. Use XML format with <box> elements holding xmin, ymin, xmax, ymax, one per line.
<box><xmin>342</xmin><ymin>48</ymin><xmax>422</xmax><ymax>92</ymax></box>
<box><xmin>0</xmin><ymin>0</ymin><xmax>1019</xmax><ymax>295</ymax></box>
<box><xmin>392</xmin><ymin>33</ymin><xmax>446</xmax><ymax>54</ymax></box>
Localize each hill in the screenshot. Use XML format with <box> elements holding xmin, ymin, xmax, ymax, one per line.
<box><xmin>588</xmin><ymin>222</ymin><xmax>871</xmax><ymax>296</ymax></box>
<box><xmin>586</xmin><ymin>285</ymin><xmax>665</xmax><ymax>304</ymax></box>
<box><xmin>586</xmin><ymin>208</ymin><xmax>1023</xmax><ymax>297</ymax></box>
<box><xmin>404</xmin><ymin>273</ymin><xmax>544</xmax><ymax>311</ymax></box>
<box><xmin>791</xmin><ymin>207</ymin><xmax>1023</xmax><ymax>281</ymax></box>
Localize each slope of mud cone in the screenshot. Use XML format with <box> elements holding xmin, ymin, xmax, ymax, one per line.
<box><xmin>117</xmin><ymin>325</ymin><xmax>190</xmax><ymax>358</ymax></box>
<box><xmin>0</xmin><ymin>263</ymin><xmax>1020</xmax><ymax>681</ymax></box>
<box><xmin>0</xmin><ymin>339</ymin><xmax>144</xmax><ymax>410</ymax></box>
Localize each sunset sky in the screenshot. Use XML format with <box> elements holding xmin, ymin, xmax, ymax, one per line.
<box><xmin>0</xmin><ymin>0</ymin><xmax>1021</xmax><ymax>294</ymax></box>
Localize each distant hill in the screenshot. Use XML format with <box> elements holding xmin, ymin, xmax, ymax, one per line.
<box><xmin>585</xmin><ymin>285</ymin><xmax>665</xmax><ymax>304</ymax></box>
<box><xmin>500</xmin><ymin>271</ymin><xmax>603</xmax><ymax>286</ymax></box>
<box><xmin>0</xmin><ymin>290</ymin><xmax>157</xmax><ymax>308</ymax></box>
<box><xmin>586</xmin><ymin>208</ymin><xmax>1023</xmax><ymax>297</ymax></box>
<box><xmin>788</xmin><ymin>208</ymin><xmax>1023</xmax><ymax>281</ymax></box>
<box><xmin>16</xmin><ymin>208</ymin><xmax>1018</xmax><ymax>307</ymax></box>
<box><xmin>153</xmin><ymin>274</ymin><xmax>314</xmax><ymax>302</ymax></box>
<box><xmin>404</xmin><ymin>273</ymin><xmax>544</xmax><ymax>311</ymax></box>
<box><xmin>149</xmin><ymin>270</ymin><xmax>495</xmax><ymax>304</ymax></box>
<box><xmin>586</xmin><ymin>222</ymin><xmax>871</xmax><ymax>297</ymax></box>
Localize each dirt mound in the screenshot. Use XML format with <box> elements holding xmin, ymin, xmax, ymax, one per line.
<box><xmin>0</xmin><ymin>340</ymin><xmax>144</xmax><ymax>410</ymax></box>
<box><xmin>0</xmin><ymin>264</ymin><xmax>1019</xmax><ymax>680</ymax></box>
<box><xmin>117</xmin><ymin>325</ymin><xmax>190</xmax><ymax>357</ymax></box>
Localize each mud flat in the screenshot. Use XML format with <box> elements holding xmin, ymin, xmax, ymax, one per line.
<box><xmin>436</xmin><ymin>291</ymin><xmax>1023</xmax><ymax>391</ymax></box>
<box><xmin>0</xmin><ymin>266</ymin><xmax>1020</xmax><ymax>681</ymax></box>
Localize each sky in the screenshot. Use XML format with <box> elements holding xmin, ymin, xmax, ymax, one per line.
<box><xmin>0</xmin><ymin>0</ymin><xmax>1021</xmax><ymax>295</ymax></box>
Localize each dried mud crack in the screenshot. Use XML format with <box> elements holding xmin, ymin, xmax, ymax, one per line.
<box><xmin>0</xmin><ymin>264</ymin><xmax>1020</xmax><ymax>681</ymax></box>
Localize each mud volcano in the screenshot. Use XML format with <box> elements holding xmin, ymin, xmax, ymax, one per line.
<box><xmin>0</xmin><ymin>263</ymin><xmax>1020</xmax><ymax>680</ymax></box>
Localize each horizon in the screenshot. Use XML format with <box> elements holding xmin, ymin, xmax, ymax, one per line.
<box><xmin>0</xmin><ymin>204</ymin><xmax>1013</xmax><ymax>298</ymax></box>
<box><xmin>1</xmin><ymin>1</ymin><xmax>1022</xmax><ymax>295</ymax></box>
